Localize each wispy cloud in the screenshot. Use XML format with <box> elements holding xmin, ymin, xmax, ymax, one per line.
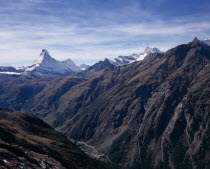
<box><xmin>0</xmin><ymin>0</ymin><xmax>210</xmax><ymax>66</ymax></box>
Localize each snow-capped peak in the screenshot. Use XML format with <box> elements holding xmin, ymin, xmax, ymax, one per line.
<box><xmin>24</xmin><ymin>49</ymin><xmax>81</xmax><ymax>75</ymax></box>
<box><xmin>144</xmin><ymin>47</ymin><xmax>162</xmax><ymax>54</ymax></box>
<box><xmin>42</xmin><ymin>49</ymin><xmax>49</xmax><ymax>55</ymax></box>
<box><xmin>25</xmin><ymin>49</ymin><xmax>53</xmax><ymax>72</ymax></box>
<box><xmin>192</xmin><ymin>37</ymin><xmax>210</xmax><ymax>47</ymax></box>
<box><xmin>62</xmin><ymin>59</ymin><xmax>81</xmax><ymax>72</ymax></box>
<box><xmin>33</xmin><ymin>49</ymin><xmax>51</xmax><ymax>65</ymax></box>
<box><xmin>109</xmin><ymin>47</ymin><xmax>162</xmax><ymax>66</ymax></box>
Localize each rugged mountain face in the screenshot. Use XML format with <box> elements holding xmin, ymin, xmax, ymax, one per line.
<box><xmin>0</xmin><ymin>109</ymin><xmax>108</xmax><ymax>169</ymax></box>
<box><xmin>108</xmin><ymin>47</ymin><xmax>162</xmax><ymax>66</ymax></box>
<box><xmin>78</xmin><ymin>58</ymin><xmax>114</xmax><ymax>78</ymax></box>
<box><xmin>24</xmin><ymin>39</ymin><xmax>210</xmax><ymax>169</ymax></box>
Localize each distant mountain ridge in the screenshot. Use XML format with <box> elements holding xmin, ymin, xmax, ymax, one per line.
<box><xmin>108</xmin><ymin>47</ymin><xmax>162</xmax><ymax>66</ymax></box>
<box><xmin>0</xmin><ymin>47</ymin><xmax>162</xmax><ymax>76</ymax></box>
<box><xmin>0</xmin><ymin>39</ymin><xmax>209</xmax><ymax>76</ymax></box>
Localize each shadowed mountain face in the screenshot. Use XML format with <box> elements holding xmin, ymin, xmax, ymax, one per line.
<box><xmin>0</xmin><ymin>75</ymin><xmax>49</xmax><ymax>111</ymax></box>
<box><xmin>23</xmin><ymin>39</ymin><xmax>210</xmax><ymax>169</ymax></box>
<box><xmin>0</xmin><ymin>109</ymin><xmax>108</xmax><ymax>169</ymax></box>
<box><xmin>0</xmin><ymin>56</ymin><xmax>114</xmax><ymax>112</ymax></box>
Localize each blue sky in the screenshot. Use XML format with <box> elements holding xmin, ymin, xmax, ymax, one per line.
<box><xmin>0</xmin><ymin>0</ymin><xmax>210</xmax><ymax>66</ymax></box>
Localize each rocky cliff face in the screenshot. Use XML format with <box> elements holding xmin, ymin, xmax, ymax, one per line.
<box><xmin>0</xmin><ymin>109</ymin><xmax>108</xmax><ymax>169</ymax></box>
<box><xmin>24</xmin><ymin>39</ymin><xmax>210</xmax><ymax>169</ymax></box>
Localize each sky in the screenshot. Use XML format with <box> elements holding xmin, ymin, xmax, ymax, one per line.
<box><xmin>0</xmin><ymin>0</ymin><xmax>210</xmax><ymax>67</ymax></box>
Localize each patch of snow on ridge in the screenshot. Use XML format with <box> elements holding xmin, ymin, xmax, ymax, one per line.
<box><xmin>202</xmin><ymin>38</ymin><xmax>210</xmax><ymax>46</ymax></box>
<box><xmin>80</xmin><ymin>64</ymin><xmax>91</xmax><ymax>70</ymax></box>
<box><xmin>0</xmin><ymin>72</ymin><xmax>21</xmax><ymax>75</ymax></box>
<box><xmin>144</xmin><ymin>47</ymin><xmax>162</xmax><ymax>54</ymax></box>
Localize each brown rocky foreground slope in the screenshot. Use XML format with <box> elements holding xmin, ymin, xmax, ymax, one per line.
<box><xmin>0</xmin><ymin>109</ymin><xmax>108</xmax><ymax>169</ymax></box>
<box><xmin>25</xmin><ymin>38</ymin><xmax>210</xmax><ymax>169</ymax></box>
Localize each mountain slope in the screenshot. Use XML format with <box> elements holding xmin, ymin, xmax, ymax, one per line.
<box><xmin>0</xmin><ymin>75</ymin><xmax>50</xmax><ymax>111</ymax></box>
<box><xmin>0</xmin><ymin>109</ymin><xmax>108</xmax><ymax>169</ymax></box>
<box><xmin>25</xmin><ymin>38</ymin><xmax>210</xmax><ymax>169</ymax></box>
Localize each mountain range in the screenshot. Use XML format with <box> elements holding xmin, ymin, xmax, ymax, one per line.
<box><xmin>0</xmin><ymin>38</ymin><xmax>209</xmax><ymax>169</ymax></box>
<box><xmin>0</xmin><ymin>47</ymin><xmax>162</xmax><ymax>77</ymax></box>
